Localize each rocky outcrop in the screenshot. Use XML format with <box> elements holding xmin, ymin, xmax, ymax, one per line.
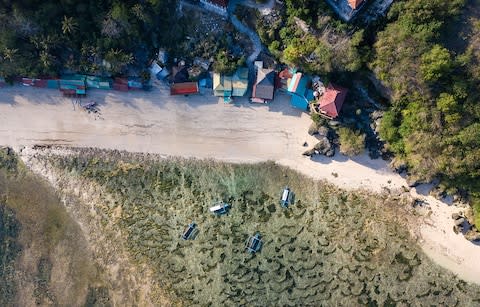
<box><xmin>464</xmin><ymin>230</ymin><xmax>480</xmax><ymax>242</ymax></box>
<box><xmin>317</xmin><ymin>126</ymin><xmax>330</xmax><ymax>138</ymax></box>
<box><xmin>308</xmin><ymin>123</ymin><xmax>318</xmax><ymax>135</ymax></box>
<box><xmin>314</xmin><ymin>137</ymin><xmax>335</xmax><ymax>157</ymax></box>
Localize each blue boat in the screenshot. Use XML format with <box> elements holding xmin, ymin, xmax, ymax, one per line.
<box><xmin>182</xmin><ymin>222</ymin><xmax>197</xmax><ymax>240</ymax></box>
<box><xmin>245</xmin><ymin>232</ymin><xmax>262</xmax><ymax>254</ymax></box>
<box><xmin>279</xmin><ymin>187</ymin><xmax>294</xmax><ymax>208</ymax></box>
<box><xmin>209</xmin><ymin>202</ymin><xmax>231</xmax><ymax>215</ymax></box>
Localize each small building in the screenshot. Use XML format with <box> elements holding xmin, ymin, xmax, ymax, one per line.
<box><xmin>213</xmin><ymin>73</ymin><xmax>232</xmax><ymax>101</ymax></box>
<box><xmin>231</xmin><ymin>68</ymin><xmax>248</xmax><ymax>97</ymax></box>
<box><xmin>157</xmin><ymin>49</ymin><xmax>168</xmax><ymax>65</ymax></box>
<box><xmin>213</xmin><ymin>68</ymin><xmax>248</xmax><ymax>102</ymax></box>
<box><xmin>314</xmin><ymin>83</ymin><xmax>347</xmax><ymax>119</ymax></box>
<box><xmin>252</xmin><ymin>67</ymin><xmax>275</xmax><ymax>103</ymax></box>
<box><xmin>59</xmin><ymin>75</ymin><xmax>87</xmax><ymax>96</ymax></box>
<box><xmin>325</xmin><ymin>0</ymin><xmax>366</xmax><ymax>21</ymax></box>
<box><xmin>150</xmin><ymin>61</ymin><xmax>162</xmax><ymax>75</ymax></box>
<box><xmin>127</xmin><ymin>77</ymin><xmax>143</xmax><ymax>90</ymax></box>
<box><xmin>113</xmin><ymin>78</ymin><xmax>129</xmax><ymax>92</ymax></box>
<box><xmin>170</xmin><ymin>82</ymin><xmax>199</xmax><ymax>95</ymax></box>
<box><xmin>86</xmin><ymin>76</ymin><xmax>112</xmax><ymax>90</ymax></box>
<box><xmin>200</xmin><ymin>0</ymin><xmax>229</xmax><ymax>15</ymax></box>
<box><xmin>287</xmin><ymin>73</ymin><xmax>314</xmax><ymax>111</ymax></box>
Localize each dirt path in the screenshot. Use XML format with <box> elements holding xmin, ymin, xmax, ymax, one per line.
<box><xmin>227</xmin><ymin>0</ymin><xmax>267</xmax><ymax>84</ymax></box>
<box><xmin>1</xmin><ymin>85</ymin><xmax>480</xmax><ymax>285</ymax></box>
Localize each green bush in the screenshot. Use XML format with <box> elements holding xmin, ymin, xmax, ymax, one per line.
<box><xmin>337</xmin><ymin>127</ymin><xmax>365</xmax><ymax>156</ymax></box>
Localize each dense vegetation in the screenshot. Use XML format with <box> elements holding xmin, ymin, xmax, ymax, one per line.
<box><xmin>372</xmin><ymin>0</ymin><xmax>480</xmax><ymax>223</ymax></box>
<box><xmin>254</xmin><ymin>0</ymin><xmax>480</xmax><ymax>223</ymax></box>
<box><xmin>0</xmin><ymin>0</ymin><xmax>479</xmax><ymax>221</ymax></box>
<box><xmin>37</xmin><ymin>147</ymin><xmax>480</xmax><ymax>305</ymax></box>
<box><xmin>255</xmin><ymin>0</ymin><xmax>365</xmax><ymax>76</ymax></box>
<box><xmin>0</xmin><ymin>0</ymin><xmax>181</xmax><ymax>78</ymax></box>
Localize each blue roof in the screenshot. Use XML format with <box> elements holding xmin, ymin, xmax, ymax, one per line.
<box><xmin>295</xmin><ymin>76</ymin><xmax>308</xmax><ymax>95</ymax></box>
<box><xmin>288</xmin><ymin>73</ymin><xmax>309</xmax><ymax>95</ymax></box>
<box><xmin>305</xmin><ymin>89</ymin><xmax>315</xmax><ymax>101</ymax></box>
<box><xmin>290</xmin><ymin>95</ymin><xmax>309</xmax><ymax>111</ymax></box>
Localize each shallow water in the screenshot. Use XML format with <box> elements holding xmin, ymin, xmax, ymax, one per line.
<box><xmin>47</xmin><ymin>149</ymin><xmax>480</xmax><ymax>306</ymax></box>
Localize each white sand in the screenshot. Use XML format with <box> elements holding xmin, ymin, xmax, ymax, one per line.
<box><xmin>1</xmin><ymin>84</ymin><xmax>479</xmax><ymax>284</ymax></box>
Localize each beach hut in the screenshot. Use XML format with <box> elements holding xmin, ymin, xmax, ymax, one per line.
<box><xmin>59</xmin><ymin>75</ymin><xmax>87</xmax><ymax>96</ymax></box>
<box><xmin>21</xmin><ymin>78</ymin><xmax>35</xmax><ymax>86</ymax></box>
<box><xmin>128</xmin><ymin>77</ymin><xmax>143</xmax><ymax>90</ymax></box>
<box><xmin>47</xmin><ymin>79</ymin><xmax>59</xmax><ymax>89</ymax></box>
<box><xmin>279</xmin><ymin>187</ymin><xmax>294</xmax><ymax>208</ymax></box>
<box><xmin>232</xmin><ymin>68</ymin><xmax>248</xmax><ymax>97</ymax></box>
<box><xmin>113</xmin><ymin>78</ymin><xmax>129</xmax><ymax>92</ymax></box>
<box><xmin>86</xmin><ymin>76</ymin><xmax>112</xmax><ymax>90</ymax></box>
<box><xmin>170</xmin><ymin>82</ymin><xmax>199</xmax><ymax>95</ymax></box>
<box><xmin>251</xmin><ymin>68</ymin><xmax>275</xmax><ymax>103</ymax></box>
<box><xmin>314</xmin><ymin>83</ymin><xmax>348</xmax><ymax>119</ymax></box>
<box><xmin>209</xmin><ymin>202</ymin><xmax>231</xmax><ymax>215</ymax></box>
<box><xmin>288</xmin><ymin>73</ymin><xmax>313</xmax><ymax>111</ymax></box>
<box><xmin>182</xmin><ymin>222</ymin><xmax>198</xmax><ymax>240</ymax></box>
<box><xmin>245</xmin><ymin>233</ymin><xmax>262</xmax><ymax>254</ymax></box>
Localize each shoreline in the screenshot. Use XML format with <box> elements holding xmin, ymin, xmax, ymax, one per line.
<box><xmin>1</xmin><ymin>85</ymin><xmax>479</xmax><ymax>285</ymax></box>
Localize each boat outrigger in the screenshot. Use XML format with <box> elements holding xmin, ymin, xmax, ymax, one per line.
<box><xmin>245</xmin><ymin>232</ymin><xmax>262</xmax><ymax>254</ymax></box>
<box><xmin>209</xmin><ymin>202</ymin><xmax>231</xmax><ymax>215</ymax></box>
<box><xmin>182</xmin><ymin>222</ymin><xmax>198</xmax><ymax>240</ymax></box>
<box><xmin>279</xmin><ymin>187</ymin><xmax>294</xmax><ymax>208</ymax></box>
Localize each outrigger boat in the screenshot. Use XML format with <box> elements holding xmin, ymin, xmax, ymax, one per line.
<box><xmin>279</xmin><ymin>187</ymin><xmax>294</xmax><ymax>208</ymax></box>
<box><xmin>245</xmin><ymin>232</ymin><xmax>262</xmax><ymax>254</ymax></box>
<box><xmin>182</xmin><ymin>222</ymin><xmax>198</xmax><ymax>240</ymax></box>
<box><xmin>209</xmin><ymin>202</ymin><xmax>231</xmax><ymax>215</ymax></box>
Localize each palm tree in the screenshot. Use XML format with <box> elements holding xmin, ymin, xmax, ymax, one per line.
<box><xmin>61</xmin><ymin>16</ymin><xmax>78</xmax><ymax>35</ymax></box>
<box><xmin>105</xmin><ymin>49</ymin><xmax>134</xmax><ymax>74</ymax></box>
<box><xmin>39</xmin><ymin>50</ymin><xmax>53</xmax><ymax>68</ymax></box>
<box><xmin>3</xmin><ymin>48</ymin><xmax>18</xmax><ymax>62</ymax></box>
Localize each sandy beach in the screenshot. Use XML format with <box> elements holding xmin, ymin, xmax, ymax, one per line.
<box><xmin>1</xmin><ymin>84</ymin><xmax>479</xmax><ymax>284</ymax></box>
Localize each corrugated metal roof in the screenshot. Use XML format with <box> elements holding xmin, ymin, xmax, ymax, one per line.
<box><xmin>232</xmin><ymin>68</ymin><xmax>248</xmax><ymax>91</ymax></box>
<box><xmin>171</xmin><ymin>82</ymin><xmax>199</xmax><ymax>95</ymax></box>
<box><xmin>253</xmin><ymin>68</ymin><xmax>275</xmax><ymax>100</ymax></box>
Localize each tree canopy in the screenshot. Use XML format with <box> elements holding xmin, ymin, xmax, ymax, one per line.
<box><xmin>0</xmin><ymin>0</ymin><xmax>182</xmax><ymax>78</ymax></box>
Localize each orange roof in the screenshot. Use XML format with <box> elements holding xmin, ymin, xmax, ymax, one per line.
<box><xmin>278</xmin><ymin>68</ymin><xmax>293</xmax><ymax>80</ymax></box>
<box><xmin>319</xmin><ymin>83</ymin><xmax>347</xmax><ymax>119</ymax></box>
<box><xmin>348</xmin><ymin>0</ymin><xmax>364</xmax><ymax>9</ymax></box>
<box><xmin>170</xmin><ymin>82</ymin><xmax>199</xmax><ymax>95</ymax></box>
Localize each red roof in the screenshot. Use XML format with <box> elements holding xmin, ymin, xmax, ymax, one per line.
<box><xmin>319</xmin><ymin>83</ymin><xmax>347</xmax><ymax>118</ymax></box>
<box><xmin>348</xmin><ymin>0</ymin><xmax>364</xmax><ymax>9</ymax></box>
<box><xmin>170</xmin><ymin>82</ymin><xmax>199</xmax><ymax>95</ymax></box>
<box><xmin>278</xmin><ymin>68</ymin><xmax>293</xmax><ymax>80</ymax></box>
